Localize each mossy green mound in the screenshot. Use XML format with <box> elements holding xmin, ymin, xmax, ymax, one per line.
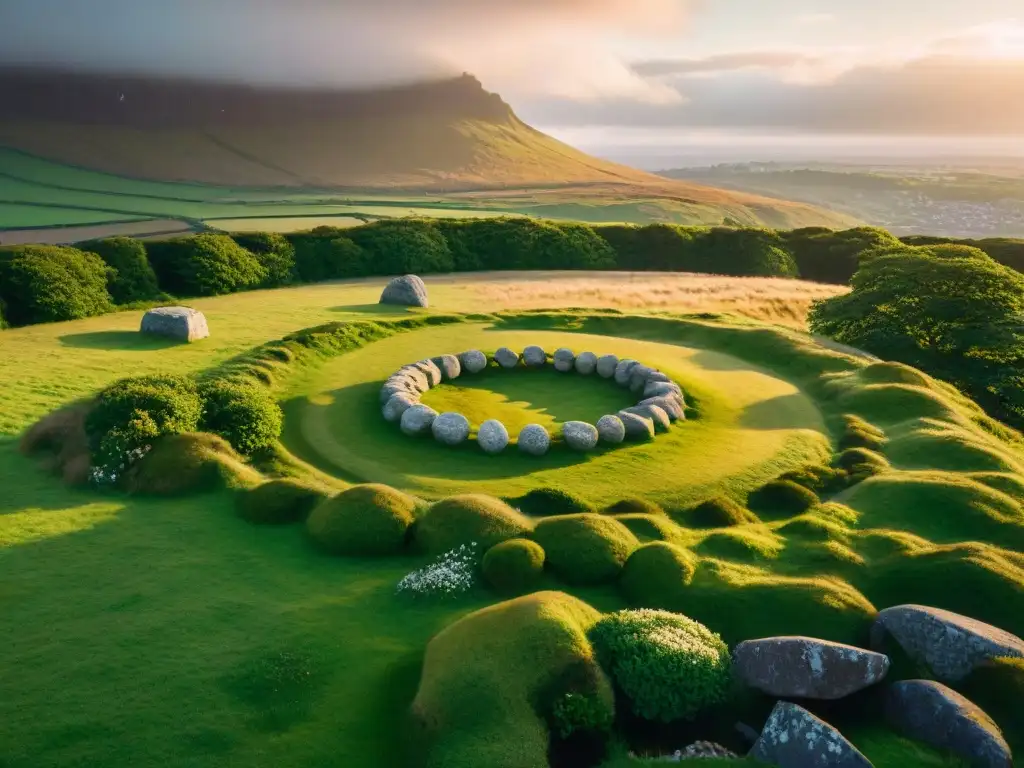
<box><xmin>306</xmin><ymin>484</ymin><xmax>418</xmax><ymax>556</ymax></box>
<box><xmin>532</xmin><ymin>514</ymin><xmax>639</xmax><ymax>585</ymax></box>
<box><xmin>682</xmin><ymin>496</ymin><xmax>759</xmax><ymax>528</ymax></box>
<box><xmin>483</xmin><ymin>539</ymin><xmax>546</xmax><ymax>594</ymax></box>
<box><xmin>237</xmin><ymin>479</ymin><xmax>331</xmax><ymax>525</ymax></box>
<box><xmin>956</xmin><ymin>657</ymin><xmax>1024</xmax><ymax>754</ymax></box>
<box><xmin>411</xmin><ymin>591</ymin><xmax>608</xmax><ymax>768</ymax></box>
<box><xmin>620</xmin><ymin>542</ymin><xmax>698</xmax><ymax>605</ymax></box>
<box><xmin>416</xmin><ymin>494</ymin><xmax>534</xmax><ymax>555</ymax></box>
<box><xmin>747</xmin><ymin>479</ymin><xmax>820</xmax><ymax>519</ymax></box>
<box><xmin>602</xmin><ymin>498</ymin><xmax>666</xmax><ymax>517</ymax></box>
<box><xmin>124</xmin><ymin>432</ymin><xmax>261</xmax><ymax>496</ymax></box>
<box><xmin>507</xmin><ymin>487</ymin><xmax>595</xmax><ymax>517</ymax></box>
<box><xmin>613</xmin><ymin>514</ymin><xmax>681</xmax><ymax>542</ymax></box>
<box><xmin>694</xmin><ymin>526</ymin><xmax>784</xmax><ymax>563</ymax></box>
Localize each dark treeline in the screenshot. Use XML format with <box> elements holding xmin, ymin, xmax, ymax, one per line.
<box><xmin>2</xmin><ymin>217</ymin><xmax>1024</xmax><ymax>331</ymax></box>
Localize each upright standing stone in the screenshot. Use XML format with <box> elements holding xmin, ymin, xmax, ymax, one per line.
<box><xmin>379</xmin><ymin>275</ymin><xmax>428</xmax><ymax>308</ymax></box>
<box><xmin>140</xmin><ymin>307</ymin><xmax>209</xmax><ymax>342</ymax></box>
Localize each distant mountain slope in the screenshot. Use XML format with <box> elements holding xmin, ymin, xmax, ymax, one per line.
<box><xmin>0</xmin><ymin>69</ymin><xmax>858</xmax><ymax>229</ymax></box>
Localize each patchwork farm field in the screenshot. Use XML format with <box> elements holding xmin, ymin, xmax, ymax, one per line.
<box><xmin>3</xmin><ymin>271</ymin><xmax>1023</xmax><ymax>768</ymax></box>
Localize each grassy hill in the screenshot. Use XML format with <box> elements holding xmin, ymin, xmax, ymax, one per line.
<box><xmin>0</xmin><ymin>70</ymin><xmax>858</xmax><ymax>237</ymax></box>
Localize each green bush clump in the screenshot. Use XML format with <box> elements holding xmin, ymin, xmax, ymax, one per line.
<box><xmin>231</xmin><ymin>232</ymin><xmax>297</xmax><ymax>287</ymax></box>
<box><xmin>508</xmin><ymin>487</ymin><xmax>595</xmax><ymax>517</ymax></box>
<box><xmin>532</xmin><ymin>514</ymin><xmax>639</xmax><ymax>585</ymax></box>
<box><xmin>777</xmin><ymin>464</ymin><xmax>849</xmax><ymax>495</ymax></box>
<box><xmin>122</xmin><ymin>432</ymin><xmax>260</xmax><ymax>496</ymax></box>
<box><xmin>747</xmin><ymin>480</ymin><xmax>819</xmax><ymax>518</ymax></box>
<box><xmin>79</xmin><ymin>236</ymin><xmax>161</xmax><ymax>303</ymax></box>
<box><xmin>198</xmin><ymin>378</ymin><xmax>283</xmax><ymax>455</ymax></box>
<box><xmin>537</xmin><ymin>659</ymin><xmax>615</xmax><ymax>745</ymax></box>
<box><xmin>237</xmin><ymin>479</ymin><xmax>330</xmax><ymax>525</ymax></box>
<box><xmin>620</xmin><ymin>542</ymin><xmax>698</xmax><ymax>606</ymax></box>
<box><xmin>690</xmin><ymin>227</ymin><xmax>799</xmax><ymax>277</ymax></box>
<box><xmin>783</xmin><ymin>226</ymin><xmax>902</xmax><ymax>284</ymax></box>
<box><xmin>145</xmin><ymin>234</ymin><xmax>267</xmax><ymax>296</ymax></box>
<box><xmin>603</xmin><ymin>498</ymin><xmax>666</xmax><ymax>517</ymax></box>
<box><xmin>86</xmin><ymin>374</ymin><xmax>202</xmax><ymax>467</ymax></box>
<box><xmin>306</xmin><ymin>484</ymin><xmax>418</xmax><ymax>556</ymax></box>
<box><xmin>415</xmin><ymin>494</ymin><xmax>534</xmax><ymax>555</ymax></box>
<box><xmin>287</xmin><ymin>229</ymin><xmax>368</xmax><ymax>282</ymax></box>
<box><xmin>596</xmin><ymin>223</ymin><xmax>698</xmax><ymax>271</ymax></box>
<box><xmin>0</xmin><ymin>245</ymin><xmax>113</xmax><ymax>326</ymax></box>
<box><xmin>589</xmin><ymin>609</ymin><xmax>731</xmax><ymax>722</ymax></box>
<box><xmin>482</xmin><ymin>539</ymin><xmax>546</xmax><ymax>594</ymax></box>
<box><xmin>683</xmin><ymin>496</ymin><xmax>758</xmax><ymax>528</ymax></box>
<box><xmin>836</xmin><ymin>447</ymin><xmax>889</xmax><ymax>480</ymax></box>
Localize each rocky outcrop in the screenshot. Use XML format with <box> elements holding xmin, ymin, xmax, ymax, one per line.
<box><xmin>733</xmin><ymin>636</ymin><xmax>890</xmax><ymax>700</ymax></box>
<box><xmin>750</xmin><ymin>702</ymin><xmax>872</xmax><ymax>768</ymax></box>
<box><xmin>379</xmin><ymin>274</ymin><xmax>428</xmax><ymax>307</ymax></box>
<box><xmin>870</xmin><ymin>605</ymin><xmax>1024</xmax><ymax>682</ymax></box>
<box><xmin>886</xmin><ymin>680</ymin><xmax>1012</xmax><ymax>768</ymax></box>
<box><xmin>140</xmin><ymin>306</ymin><xmax>209</xmax><ymax>342</ymax></box>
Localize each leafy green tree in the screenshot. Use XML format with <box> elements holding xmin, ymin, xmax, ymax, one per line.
<box><xmin>784</xmin><ymin>226</ymin><xmax>902</xmax><ymax>284</ymax></box>
<box><xmin>0</xmin><ymin>245</ymin><xmax>114</xmax><ymax>326</ymax></box>
<box><xmin>231</xmin><ymin>232</ymin><xmax>297</xmax><ymax>288</ymax></box>
<box><xmin>80</xmin><ymin>236</ymin><xmax>161</xmax><ymax>303</ymax></box>
<box><xmin>145</xmin><ymin>234</ymin><xmax>267</xmax><ymax>297</ymax></box>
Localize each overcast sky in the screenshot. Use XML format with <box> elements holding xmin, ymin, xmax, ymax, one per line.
<box><xmin>1</xmin><ymin>0</ymin><xmax>1021</xmax><ymax>164</ymax></box>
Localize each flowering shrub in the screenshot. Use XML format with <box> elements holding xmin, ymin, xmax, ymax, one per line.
<box><xmin>89</xmin><ymin>408</ymin><xmax>159</xmax><ymax>486</ymax></box>
<box><xmin>397</xmin><ymin>542</ymin><xmax>479</xmax><ymax>598</ymax></box>
<box><xmin>588</xmin><ymin>609</ymin><xmax>731</xmax><ymax>722</ymax></box>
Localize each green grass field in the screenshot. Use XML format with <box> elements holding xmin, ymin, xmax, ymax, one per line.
<box><xmin>2</xmin><ymin>272</ymin><xmax>1020</xmax><ymax>767</ymax></box>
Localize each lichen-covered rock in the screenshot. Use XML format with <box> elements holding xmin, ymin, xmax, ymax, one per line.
<box><xmin>615</xmin><ymin>359</ymin><xmax>639</xmax><ymax>386</ymax></box>
<box><xmin>414</xmin><ymin>359</ymin><xmax>443</xmax><ymax>388</ymax></box>
<box><xmin>563</xmin><ymin>421</ymin><xmax>599</xmax><ymax>451</ymax></box>
<box><xmin>431</xmin><ymin>354</ymin><xmax>462</xmax><ymax>381</ymax></box>
<box><xmin>477</xmin><ymin>420</ymin><xmax>509</xmax><ymax>455</ymax></box>
<box><xmin>597</xmin><ymin>354</ymin><xmax>620</xmax><ymax>378</ymax></box>
<box><xmin>870</xmin><ymin>605</ymin><xmax>1024</xmax><ymax>682</ymax></box>
<box><xmin>459</xmin><ymin>350</ymin><xmax>488</xmax><ymax>374</ymax></box>
<box><xmin>750</xmin><ymin>701</ymin><xmax>872</xmax><ymax>768</ymax></box>
<box><xmin>640</xmin><ymin>395</ymin><xmax>685</xmax><ymax>422</ymax></box>
<box><xmin>380</xmin><ymin>274</ymin><xmax>428</xmax><ymax>307</ymax></box>
<box><xmin>645</xmin><ymin>742</ymin><xmax>738</xmax><ymax>762</ymax></box>
<box><xmin>400</xmin><ymin>404</ymin><xmax>438</xmax><ymax>436</ymax></box>
<box><xmin>380</xmin><ymin>379</ymin><xmax>417</xmax><ymax>404</ymax></box>
<box><xmin>383</xmin><ymin>393</ymin><xmax>418</xmax><ymax>423</ymax></box>
<box><xmin>495</xmin><ymin>347</ymin><xmax>520</xmax><ymax>369</ymax></box>
<box><xmin>623</xmin><ymin>404</ymin><xmax>671</xmax><ymax>433</ymax></box>
<box><xmin>733</xmin><ymin>637</ymin><xmax>890</xmax><ymax>700</ymax></box>
<box><xmin>397</xmin><ymin>366</ymin><xmax>430</xmax><ymax>393</ymax></box>
<box><xmin>518</xmin><ymin>424</ymin><xmax>551</xmax><ymax>456</ymax></box>
<box><xmin>523</xmin><ymin>345</ymin><xmax>547</xmax><ymax>368</ymax></box>
<box><xmin>553</xmin><ymin>348</ymin><xmax>575</xmax><ymax>372</ymax></box>
<box><xmin>432</xmin><ymin>412</ymin><xmax>471</xmax><ymax>446</ymax></box>
<box><xmin>646</xmin><ymin>371</ymin><xmax>673</xmax><ymax>385</ymax></box>
<box><xmin>597</xmin><ymin>415</ymin><xmax>626</xmax><ymax>444</ymax></box>
<box><xmin>140</xmin><ymin>306</ymin><xmax>209</xmax><ymax>342</ymax></box>
<box><xmin>619</xmin><ymin>410</ymin><xmax>656</xmax><ymax>441</ymax></box>
<box><xmin>644</xmin><ymin>380</ymin><xmax>683</xmax><ymax>400</ymax></box>
<box><xmin>629</xmin><ymin>364</ymin><xmax>656</xmax><ymax>394</ymax></box>
<box><xmin>886</xmin><ymin>680</ymin><xmax>1012</xmax><ymax>768</ymax></box>
<box><xmin>575</xmin><ymin>352</ymin><xmax>599</xmax><ymax>375</ymax></box>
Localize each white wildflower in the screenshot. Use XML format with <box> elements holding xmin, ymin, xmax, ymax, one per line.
<box><xmin>397</xmin><ymin>542</ymin><xmax>479</xmax><ymax>599</ymax></box>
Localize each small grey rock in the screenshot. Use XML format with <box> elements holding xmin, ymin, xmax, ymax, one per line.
<box><xmin>397</xmin><ymin>366</ymin><xmax>430</xmax><ymax>393</ymax></box>
<box><xmin>477</xmin><ymin>420</ymin><xmax>509</xmax><ymax>455</ymax></box>
<box><xmin>382</xmin><ymin>393</ymin><xmax>418</xmax><ymax>423</ymax></box>
<box><xmin>431</xmin><ymin>354</ymin><xmax>462</xmax><ymax>381</ymax></box>
<box><xmin>431</xmin><ymin>412</ymin><xmax>471</xmax><ymax>446</ymax></box>
<box><xmin>751</xmin><ymin>701</ymin><xmax>872</xmax><ymax>768</ymax></box>
<box><xmin>518</xmin><ymin>424</ymin><xmax>551</xmax><ymax>456</ymax></box>
<box><xmin>459</xmin><ymin>350</ymin><xmax>488</xmax><ymax>374</ymax></box>
<box><xmin>400</xmin><ymin>404</ymin><xmax>438</xmax><ymax>436</ymax></box>
<box><xmin>629</xmin><ymin>364</ymin><xmax>656</xmax><ymax>394</ymax></box>
<box><xmin>563</xmin><ymin>421</ymin><xmax>599</xmax><ymax>451</ymax></box>
<box><xmin>681</xmin><ymin>742</ymin><xmax>738</xmax><ymax>759</ymax></box>
<box><xmin>614</xmin><ymin>359</ymin><xmax>639</xmax><ymax>386</ymax></box>
<box><xmin>733</xmin><ymin>636</ymin><xmax>890</xmax><ymax>700</ymax></box>
<box><xmin>646</xmin><ymin>371</ymin><xmax>673</xmax><ymax>385</ymax></box>
<box><xmin>575</xmin><ymin>352</ymin><xmax>599</xmax><ymax>375</ymax></box>
<box><xmin>495</xmin><ymin>347</ymin><xmax>520</xmax><ymax>369</ymax></box>
<box><xmin>644</xmin><ymin>380</ymin><xmax>683</xmax><ymax>400</ymax></box>
<box><xmin>380</xmin><ymin>274</ymin><xmax>428</xmax><ymax>308</ymax></box>
<box><xmin>553</xmin><ymin>348</ymin><xmax>575</xmax><ymax>372</ymax></box>
<box><xmin>639</xmin><ymin>395</ymin><xmax>685</xmax><ymax>421</ymax></box>
<box><xmin>380</xmin><ymin>380</ymin><xmax>414</xmax><ymax>405</ymax></box>
<box><xmin>623</xmin><ymin>404</ymin><xmax>671</xmax><ymax>433</ymax></box>
<box><xmin>523</xmin><ymin>345</ymin><xmax>547</xmax><ymax>368</ymax></box>
<box><xmin>597</xmin><ymin>415</ymin><xmax>626</xmax><ymax>444</ymax></box>
<box><xmin>596</xmin><ymin>354</ymin><xmax>619</xmax><ymax>378</ymax></box>
<box><xmin>413</xmin><ymin>359</ymin><xmax>442</xmax><ymax>388</ymax></box>
<box><xmin>871</xmin><ymin>604</ymin><xmax>1024</xmax><ymax>682</ymax></box>
<box><xmin>140</xmin><ymin>306</ymin><xmax>209</xmax><ymax>342</ymax></box>
<box><xmin>886</xmin><ymin>680</ymin><xmax>1012</xmax><ymax>768</ymax></box>
<box><xmin>619</xmin><ymin>411</ymin><xmax>655</xmax><ymax>441</ymax></box>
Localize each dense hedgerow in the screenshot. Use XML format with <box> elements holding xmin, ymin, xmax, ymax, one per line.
<box><xmin>145</xmin><ymin>233</ymin><xmax>266</xmax><ymax>296</ymax></box>
<box><xmin>80</xmin><ymin>236</ymin><xmax>161</xmax><ymax>303</ymax></box>
<box><xmin>347</xmin><ymin>219</ymin><xmax>454</xmax><ymax>275</ymax></box>
<box><xmin>589</xmin><ymin>609</ymin><xmax>731</xmax><ymax>723</ymax></box>
<box><xmin>306</xmin><ymin>484</ymin><xmax>418</xmax><ymax>556</ymax></box>
<box><xmin>783</xmin><ymin>226</ymin><xmax>902</xmax><ymax>284</ymax></box>
<box><xmin>286</xmin><ymin>228</ymin><xmax>368</xmax><ymax>282</ymax></box>
<box><xmin>0</xmin><ymin>245</ymin><xmax>113</xmax><ymax>326</ymax></box>
<box><xmin>482</xmin><ymin>538</ymin><xmax>546</xmax><ymax>594</ymax></box>
<box><xmin>198</xmin><ymin>378</ymin><xmax>283</xmax><ymax>455</ymax></box>
<box><xmin>231</xmin><ymin>232</ymin><xmax>297</xmax><ymax>288</ymax></box>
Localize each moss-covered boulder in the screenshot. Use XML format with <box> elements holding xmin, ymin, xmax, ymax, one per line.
<box><xmin>306</xmin><ymin>484</ymin><xmax>417</xmax><ymax>556</ymax></box>
<box><xmin>416</xmin><ymin>494</ymin><xmax>534</xmax><ymax>555</ymax></box>
<box><xmin>237</xmin><ymin>479</ymin><xmax>331</xmax><ymax>525</ymax></box>
<box><xmin>532</xmin><ymin>514</ymin><xmax>639</xmax><ymax>585</ymax></box>
<box><xmin>482</xmin><ymin>539</ymin><xmax>546</xmax><ymax>594</ymax></box>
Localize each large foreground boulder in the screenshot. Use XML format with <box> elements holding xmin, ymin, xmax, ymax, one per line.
<box><xmin>750</xmin><ymin>701</ymin><xmax>872</xmax><ymax>768</ymax></box>
<box><xmin>870</xmin><ymin>604</ymin><xmax>1024</xmax><ymax>682</ymax></box>
<box><xmin>140</xmin><ymin>306</ymin><xmax>209</xmax><ymax>342</ymax></box>
<box><xmin>733</xmin><ymin>636</ymin><xmax>890</xmax><ymax>699</ymax></box>
<box><xmin>886</xmin><ymin>680</ymin><xmax>1012</xmax><ymax>768</ymax></box>
<box><xmin>379</xmin><ymin>274</ymin><xmax>428</xmax><ymax>308</ymax></box>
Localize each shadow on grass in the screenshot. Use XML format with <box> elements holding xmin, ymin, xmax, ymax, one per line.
<box><xmin>330</xmin><ymin>303</ymin><xmax>416</xmax><ymax>316</ymax></box>
<box><xmin>59</xmin><ymin>330</ymin><xmax>184</xmax><ymax>351</ymax></box>
<box><xmin>738</xmin><ymin>392</ymin><xmax>825</xmax><ymax>432</ymax></box>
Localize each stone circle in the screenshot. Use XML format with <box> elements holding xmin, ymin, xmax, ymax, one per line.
<box><xmin>381</xmin><ymin>347</ymin><xmax>687</xmax><ymax>455</ymax></box>
<box><xmin>380</xmin><ymin>274</ymin><xmax>428</xmax><ymax>308</ymax></box>
<box><xmin>141</xmin><ymin>306</ymin><xmax>209</xmax><ymax>342</ymax></box>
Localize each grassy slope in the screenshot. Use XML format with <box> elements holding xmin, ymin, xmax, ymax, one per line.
<box><xmin>1</xmin><ymin>275</ymin><xmax>1018</xmax><ymax>768</ymax></box>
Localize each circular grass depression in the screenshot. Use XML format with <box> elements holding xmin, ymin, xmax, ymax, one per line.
<box><xmin>282</xmin><ymin>322</ymin><xmax>831</xmax><ymax>506</ymax></box>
